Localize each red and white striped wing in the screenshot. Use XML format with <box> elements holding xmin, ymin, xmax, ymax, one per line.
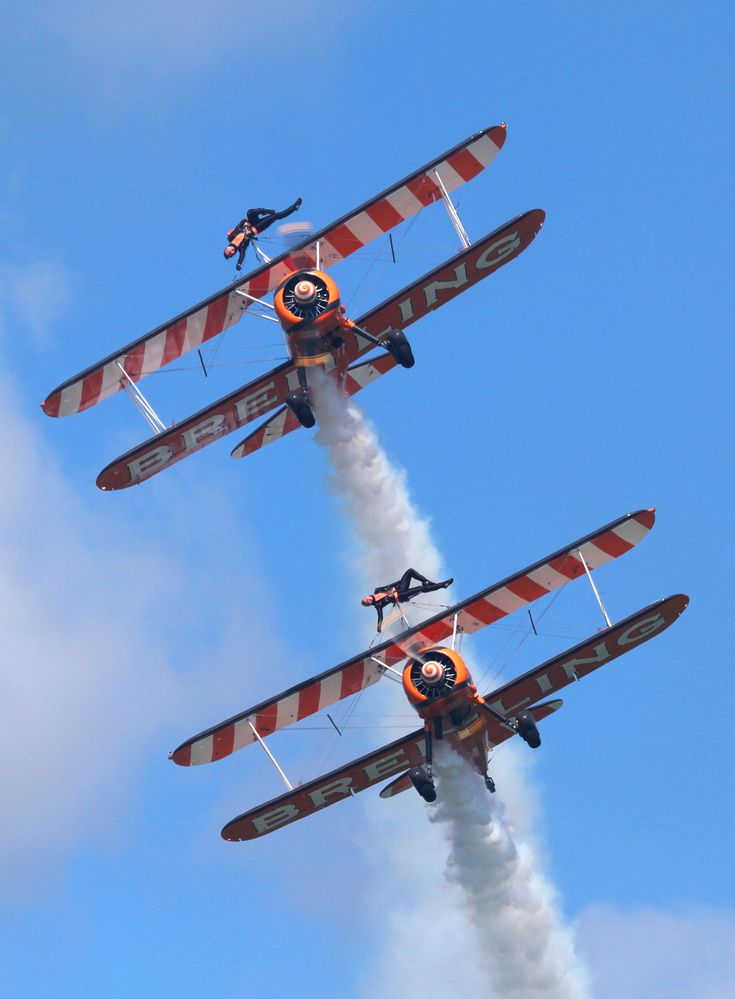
<box><xmin>42</xmin><ymin>125</ymin><xmax>506</xmax><ymax>419</ymax></box>
<box><xmin>380</xmin><ymin>509</ymin><xmax>657</xmax><ymax>663</ymax></box>
<box><xmin>96</xmin><ymin>210</ymin><xmax>544</xmax><ymax>490</ymax></box>
<box><xmin>229</xmin><ymin>353</ymin><xmax>398</xmax><ymax>459</ymax></box>
<box><xmin>170</xmin><ymin>654</ymin><xmax>384</xmax><ymax>767</ymax></box>
<box><xmin>170</xmin><ymin>509</ymin><xmax>654</xmax><ymax>767</ymax></box>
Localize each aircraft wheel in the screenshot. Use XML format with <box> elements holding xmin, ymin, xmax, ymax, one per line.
<box><xmin>408</xmin><ymin>765</ymin><xmax>437</xmax><ymax>803</ymax></box>
<box><xmin>385</xmin><ymin>330</ymin><xmax>415</xmax><ymax>369</ymax></box>
<box><xmin>516</xmin><ymin>709</ymin><xmax>541</xmax><ymax>749</ymax></box>
<box><xmin>285</xmin><ymin>391</ymin><xmax>316</xmax><ymax>429</ymax></box>
<box><xmin>485</xmin><ymin>776</ymin><xmax>496</xmax><ymax>793</ymax></box>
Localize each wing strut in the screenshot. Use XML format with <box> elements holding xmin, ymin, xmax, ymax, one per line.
<box><xmin>248</xmin><ymin>721</ymin><xmax>293</xmax><ymax>790</ymax></box>
<box><xmin>116</xmin><ymin>362</ymin><xmax>166</xmax><ymax>434</ymax></box>
<box><xmin>577</xmin><ymin>547</ymin><xmax>613</xmax><ymax>628</ymax></box>
<box><xmin>433</xmin><ymin>169</ymin><xmax>471</xmax><ymax>249</ymax></box>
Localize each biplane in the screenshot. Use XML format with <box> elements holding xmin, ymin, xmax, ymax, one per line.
<box><xmin>41</xmin><ymin>123</ymin><xmax>545</xmax><ymax>490</ymax></box>
<box><xmin>169</xmin><ymin>509</ymin><xmax>688</xmax><ymax>841</ymax></box>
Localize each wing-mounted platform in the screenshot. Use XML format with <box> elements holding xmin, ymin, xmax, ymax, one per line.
<box><xmin>42</xmin><ymin>124</ymin><xmax>507</xmax><ymax>419</ymax></box>
<box><xmin>96</xmin><ymin>210</ymin><xmax>545</xmax><ymax>490</ymax></box>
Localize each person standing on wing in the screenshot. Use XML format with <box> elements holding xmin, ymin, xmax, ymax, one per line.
<box><xmin>224</xmin><ymin>198</ymin><xmax>303</xmax><ymax>270</ymax></box>
<box><xmin>362</xmin><ymin>569</ymin><xmax>453</xmax><ymax>633</ymax></box>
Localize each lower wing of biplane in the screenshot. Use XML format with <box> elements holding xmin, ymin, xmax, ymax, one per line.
<box><xmin>168</xmin><ymin>509</ymin><xmax>688</xmax><ymax>840</ymax></box>
<box><xmin>96</xmin><ymin>209</ymin><xmax>544</xmax><ymax>489</ymax></box>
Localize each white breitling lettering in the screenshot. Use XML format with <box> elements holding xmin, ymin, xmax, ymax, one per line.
<box><xmin>252</xmin><ymin>803</ymin><xmax>301</xmax><ymax>835</ymax></box>
<box><xmin>308</xmin><ymin>777</ymin><xmax>354</xmax><ymax>808</ymax></box>
<box><xmin>617</xmin><ymin>614</ymin><xmax>664</xmax><ymax>646</ymax></box>
<box><xmin>128</xmin><ymin>445</ymin><xmax>172</xmax><ymax>481</ymax></box>
<box><xmin>182</xmin><ymin>414</ymin><xmax>226</xmax><ymax>450</ymax></box>
<box><xmin>422</xmin><ymin>264</ymin><xmax>469</xmax><ymax>308</ymax></box>
<box><xmin>234</xmin><ymin>382</ymin><xmax>279</xmax><ymax>424</ymax></box>
<box><xmin>476</xmin><ymin>233</ymin><xmax>520</xmax><ymax>270</ymax></box>
<box><xmin>363</xmin><ymin>749</ymin><xmax>411</xmax><ymax>783</ymax></box>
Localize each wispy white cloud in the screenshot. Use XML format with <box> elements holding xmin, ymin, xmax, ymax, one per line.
<box><xmin>576</xmin><ymin>903</ymin><xmax>735</xmax><ymax>999</ymax></box>
<box><xmin>0</xmin><ymin>261</ymin><xmax>73</xmax><ymax>345</ymax></box>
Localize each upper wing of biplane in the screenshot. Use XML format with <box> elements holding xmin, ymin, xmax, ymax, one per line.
<box><xmin>170</xmin><ymin>508</ymin><xmax>654</xmax><ymax>767</ymax></box>
<box><xmin>42</xmin><ymin>124</ymin><xmax>507</xmax><ymax>419</ymax></box>
<box><xmin>97</xmin><ymin>209</ymin><xmax>544</xmax><ymax>490</ymax></box>
<box><xmin>220</xmin><ymin>594</ymin><xmax>687</xmax><ymax>840</ymax></box>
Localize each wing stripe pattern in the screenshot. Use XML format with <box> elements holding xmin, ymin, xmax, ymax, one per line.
<box><xmin>171</xmin><ymin>656</ymin><xmax>383</xmax><ymax>766</ymax></box>
<box><xmin>43</xmin><ymin>125</ymin><xmax>506</xmax><ymax>418</ymax></box>
<box><xmin>379</xmin><ymin>509</ymin><xmax>656</xmax><ymax>663</ymax></box>
<box><xmin>170</xmin><ymin>510</ymin><xmax>654</xmax><ymax>767</ymax></box>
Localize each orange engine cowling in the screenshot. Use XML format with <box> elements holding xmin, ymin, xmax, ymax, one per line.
<box><xmin>273</xmin><ymin>269</ymin><xmax>341</xmax><ymax>337</ymax></box>
<box><xmin>402</xmin><ymin>646</ymin><xmax>474</xmax><ymax>718</ymax></box>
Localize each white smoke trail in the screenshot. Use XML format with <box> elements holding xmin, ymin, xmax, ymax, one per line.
<box><xmin>431</xmin><ymin>744</ymin><xmax>588</xmax><ymax>998</ymax></box>
<box><xmin>313</xmin><ymin>375</ymin><xmax>589</xmax><ymax>998</ymax></box>
<box><xmin>312</xmin><ymin>373</ymin><xmax>442</xmax><ymax>602</ymax></box>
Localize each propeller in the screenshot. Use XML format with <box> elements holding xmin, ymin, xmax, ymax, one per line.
<box><xmin>281</xmin><ymin>273</ymin><xmax>332</xmax><ymax>323</ymax></box>
<box><xmin>409</xmin><ymin>651</ymin><xmax>458</xmax><ymax>699</ymax></box>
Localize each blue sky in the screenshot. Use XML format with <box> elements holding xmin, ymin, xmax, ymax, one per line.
<box><xmin>1</xmin><ymin>2</ymin><xmax>733</xmax><ymax>997</ymax></box>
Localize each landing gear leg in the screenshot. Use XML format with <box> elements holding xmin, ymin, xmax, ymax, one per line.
<box><xmin>284</xmin><ymin>368</ymin><xmax>316</xmax><ymax>429</ymax></box>
<box><xmin>408</xmin><ymin>725</ymin><xmax>437</xmax><ymax>803</ymax></box>
<box><xmin>348</xmin><ymin>321</ymin><xmax>415</xmax><ymax>369</ymax></box>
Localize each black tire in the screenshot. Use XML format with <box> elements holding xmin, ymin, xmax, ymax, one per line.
<box><xmin>408</xmin><ymin>765</ymin><xmax>437</xmax><ymax>803</ymax></box>
<box><xmin>285</xmin><ymin>391</ymin><xmax>316</xmax><ymax>429</ymax></box>
<box><xmin>516</xmin><ymin>709</ymin><xmax>541</xmax><ymax>749</ymax></box>
<box><xmin>485</xmin><ymin>776</ymin><xmax>496</xmax><ymax>793</ymax></box>
<box><xmin>385</xmin><ymin>330</ymin><xmax>415</xmax><ymax>369</ymax></box>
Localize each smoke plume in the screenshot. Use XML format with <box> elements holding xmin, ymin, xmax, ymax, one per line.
<box><xmin>313</xmin><ymin>375</ymin><xmax>589</xmax><ymax>997</ymax></box>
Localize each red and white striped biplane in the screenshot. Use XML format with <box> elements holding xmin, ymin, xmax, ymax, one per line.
<box><xmin>41</xmin><ymin>123</ymin><xmax>545</xmax><ymax>490</ymax></box>
<box><xmin>169</xmin><ymin>509</ymin><xmax>688</xmax><ymax>841</ymax></box>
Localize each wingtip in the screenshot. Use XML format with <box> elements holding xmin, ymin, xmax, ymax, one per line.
<box><xmin>491</xmin><ymin>122</ymin><xmax>508</xmax><ymax>149</ymax></box>
<box><xmin>41</xmin><ymin>394</ymin><xmax>59</xmax><ymax>418</ymax></box>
